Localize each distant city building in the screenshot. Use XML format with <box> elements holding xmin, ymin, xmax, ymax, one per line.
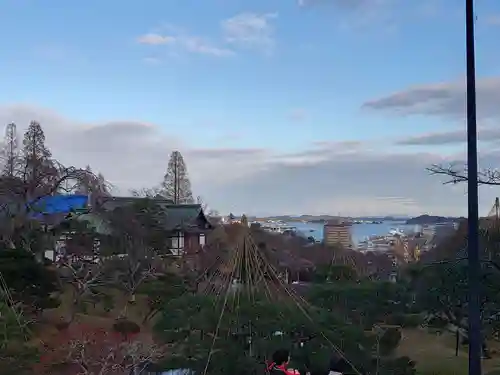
<box><xmin>323</xmin><ymin>220</ymin><xmax>353</xmax><ymax>249</ymax></box>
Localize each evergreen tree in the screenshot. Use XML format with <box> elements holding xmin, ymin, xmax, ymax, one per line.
<box><xmin>1</xmin><ymin>123</ymin><xmax>19</xmax><ymax>177</ymax></box>
<box><xmin>21</xmin><ymin>121</ymin><xmax>55</xmax><ymax>195</ymax></box>
<box><xmin>0</xmin><ymin>248</ymin><xmax>60</xmax><ymax>312</ymax></box>
<box><xmin>160</xmin><ymin>151</ymin><xmax>194</xmax><ymax>204</ymax></box>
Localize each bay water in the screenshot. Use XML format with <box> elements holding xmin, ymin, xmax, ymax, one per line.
<box><xmin>289</xmin><ymin>221</ymin><xmax>415</xmax><ymax>245</ymax></box>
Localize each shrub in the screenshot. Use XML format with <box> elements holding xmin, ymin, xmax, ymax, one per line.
<box><xmin>36</xmin><ymin>323</ymin><xmax>162</xmax><ymax>375</ymax></box>
<box><xmin>112</xmin><ymin>318</ymin><xmax>141</xmax><ymax>338</ymax></box>
<box><xmin>387</xmin><ymin>313</ymin><xmax>423</xmax><ymax>328</ymax></box>
<box><xmin>377</xmin><ymin>356</ymin><xmax>416</xmax><ymax>375</ymax></box>
<box><xmin>378</xmin><ymin>326</ymin><xmax>402</xmax><ymax>355</ymax></box>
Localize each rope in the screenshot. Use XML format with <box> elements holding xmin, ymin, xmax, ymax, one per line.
<box><xmin>202</xmin><ymin>233</ymin><xmax>243</xmax><ymax>375</ymax></box>
<box><xmin>0</xmin><ymin>271</ymin><xmax>30</xmax><ymax>340</ymax></box>
<box><xmin>247</xmin><ymin>235</ymin><xmax>365</xmax><ymax>375</ymax></box>
<box><xmin>200</xmin><ymin>224</ymin><xmax>365</xmax><ymax>375</ymax></box>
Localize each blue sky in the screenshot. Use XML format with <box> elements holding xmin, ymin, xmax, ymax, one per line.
<box><xmin>1</xmin><ymin>0</ymin><xmax>500</xmax><ymax>216</ymax></box>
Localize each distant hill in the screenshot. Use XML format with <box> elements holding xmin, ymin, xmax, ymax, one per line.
<box><xmin>250</xmin><ymin>215</ymin><xmax>408</xmax><ymax>223</ymax></box>
<box><xmin>405</xmin><ymin>215</ymin><xmax>465</xmax><ymax>225</ymax></box>
<box><xmin>354</xmin><ymin>216</ymin><xmax>408</xmax><ymax>222</ymax></box>
<box><xmin>252</xmin><ymin>215</ymin><xmax>345</xmax><ymax>223</ymax></box>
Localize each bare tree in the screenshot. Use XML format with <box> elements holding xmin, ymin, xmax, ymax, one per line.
<box><xmin>74</xmin><ymin>165</ymin><xmax>93</xmax><ymax>195</ymax></box>
<box><xmin>197</xmin><ymin>195</ymin><xmax>208</xmax><ymax>211</ymax></box>
<box><xmin>37</xmin><ymin>323</ymin><xmax>164</xmax><ymax>375</ymax></box>
<box><xmin>160</xmin><ymin>150</ymin><xmax>194</xmax><ymax>204</ymax></box>
<box><xmin>130</xmin><ymin>187</ymin><xmax>162</xmax><ymax>198</ymax></box>
<box><xmin>96</xmin><ymin>172</ymin><xmax>111</xmax><ymax>195</ymax></box>
<box><xmin>74</xmin><ymin>165</ymin><xmax>112</xmax><ymax>207</ymax></box>
<box><xmin>53</xmin><ymin>219</ymin><xmax>110</xmax><ymax>324</ymax></box>
<box><xmin>0</xmin><ymin>123</ymin><xmax>19</xmax><ymax>177</ymax></box>
<box><xmin>427</xmin><ymin>162</ymin><xmax>500</xmax><ymax>186</ymax></box>
<box><xmin>102</xmin><ymin>200</ymin><xmax>169</xmax><ymax>316</ymax></box>
<box><xmin>0</xmin><ymin>158</ymin><xmax>97</xmax><ymax>256</ymax></box>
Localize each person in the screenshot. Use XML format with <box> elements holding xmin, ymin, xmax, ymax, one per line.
<box><xmin>328</xmin><ymin>354</ymin><xmax>350</xmax><ymax>375</ymax></box>
<box><xmin>267</xmin><ymin>349</ymin><xmax>298</xmax><ymax>375</ymax></box>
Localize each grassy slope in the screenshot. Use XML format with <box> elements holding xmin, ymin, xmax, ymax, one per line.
<box><xmin>36</xmin><ymin>286</ymin><xmax>157</xmax><ymax>346</ymax></box>
<box><xmin>39</xmin><ymin>289</ymin><xmax>500</xmax><ymax>375</ymax></box>
<box><xmin>397</xmin><ymin>329</ymin><xmax>500</xmax><ymax>375</ymax></box>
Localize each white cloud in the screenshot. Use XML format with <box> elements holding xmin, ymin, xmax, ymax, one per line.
<box><xmin>179</xmin><ymin>36</ymin><xmax>234</xmax><ymax>57</ymax></box>
<box><xmin>136</xmin><ymin>12</ymin><xmax>278</xmax><ymax>59</ymax></box>
<box><xmin>221</xmin><ymin>12</ymin><xmax>277</xmax><ymax>52</ymax></box>
<box><xmin>136</xmin><ymin>33</ymin><xmax>176</xmax><ymax>45</ymax></box>
<box><xmin>1</xmin><ymin>104</ymin><xmax>497</xmax><ymax>217</ymax></box>
<box><xmin>136</xmin><ymin>32</ymin><xmax>233</xmax><ymax>57</ymax></box>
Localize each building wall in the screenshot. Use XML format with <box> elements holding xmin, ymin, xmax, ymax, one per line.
<box><xmin>323</xmin><ymin>222</ymin><xmax>353</xmax><ymax>249</ymax></box>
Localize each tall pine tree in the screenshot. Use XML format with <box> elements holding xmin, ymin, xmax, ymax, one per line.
<box><xmin>0</xmin><ymin>123</ymin><xmax>19</xmax><ymax>177</ymax></box>
<box><xmin>21</xmin><ymin>121</ymin><xmax>55</xmax><ymax>196</ymax></box>
<box><xmin>160</xmin><ymin>151</ymin><xmax>194</xmax><ymax>204</ymax></box>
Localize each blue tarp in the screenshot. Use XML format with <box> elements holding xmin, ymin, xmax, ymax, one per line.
<box><xmin>29</xmin><ymin>194</ymin><xmax>88</xmax><ymax>217</ymax></box>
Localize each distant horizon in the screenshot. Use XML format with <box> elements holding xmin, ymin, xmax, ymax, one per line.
<box><xmin>223</xmin><ymin>213</ymin><xmax>466</xmax><ymax>219</ymax></box>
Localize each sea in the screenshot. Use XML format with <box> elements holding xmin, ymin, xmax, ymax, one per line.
<box><xmin>288</xmin><ymin>220</ymin><xmax>416</xmax><ymax>245</ymax></box>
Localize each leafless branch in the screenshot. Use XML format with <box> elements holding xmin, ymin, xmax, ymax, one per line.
<box><xmin>427</xmin><ymin>163</ymin><xmax>500</xmax><ymax>186</ymax></box>
<box><xmin>100</xmin><ymin>202</ymin><xmax>170</xmax><ymax>317</ymax></box>
<box><xmin>57</xmin><ymin>257</ymin><xmax>109</xmax><ymax>322</ymax></box>
<box><xmin>40</xmin><ymin>326</ymin><xmax>165</xmax><ymax>375</ymax></box>
<box><xmin>0</xmin><ymin>159</ymin><xmax>100</xmax><ymax>254</ymax></box>
<box><xmin>129</xmin><ymin>187</ymin><xmax>162</xmax><ymax>198</ymax></box>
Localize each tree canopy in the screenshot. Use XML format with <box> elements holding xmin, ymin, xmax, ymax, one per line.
<box><xmin>154</xmin><ymin>293</ymin><xmax>375</xmax><ymax>375</ymax></box>
<box><xmin>160</xmin><ymin>150</ymin><xmax>194</xmax><ymax>204</ymax></box>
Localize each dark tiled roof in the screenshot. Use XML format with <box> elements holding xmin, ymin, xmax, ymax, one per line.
<box><xmin>100</xmin><ymin>196</ymin><xmax>174</xmax><ymax>211</ymax></box>
<box><xmin>163</xmin><ymin>204</ymin><xmax>211</xmax><ymax>231</ymax></box>
<box><xmin>100</xmin><ymin>197</ymin><xmax>211</xmax><ymax>231</ymax></box>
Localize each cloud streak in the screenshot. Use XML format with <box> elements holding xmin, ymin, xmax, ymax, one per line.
<box><xmin>136</xmin><ymin>12</ymin><xmax>278</xmax><ymax>59</ymax></box>
<box><xmin>396</xmin><ymin>128</ymin><xmax>500</xmax><ymax>146</ymax></box>
<box><xmin>136</xmin><ymin>32</ymin><xmax>233</xmax><ymax>57</ymax></box>
<box><xmin>298</xmin><ymin>0</ymin><xmax>399</xmax><ymax>31</ymax></box>
<box><xmin>1</xmin><ymin>104</ymin><xmax>498</xmax><ymax>217</ymax></box>
<box><xmin>363</xmin><ymin>77</ymin><xmax>500</xmax><ymax>119</ymax></box>
<box><xmin>221</xmin><ymin>12</ymin><xmax>277</xmax><ymax>52</ymax></box>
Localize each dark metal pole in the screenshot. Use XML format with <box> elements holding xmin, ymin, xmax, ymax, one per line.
<box><xmin>466</xmin><ymin>0</ymin><xmax>482</xmax><ymax>375</ymax></box>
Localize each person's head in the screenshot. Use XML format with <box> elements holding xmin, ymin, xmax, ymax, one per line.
<box><xmin>330</xmin><ymin>355</ymin><xmax>349</xmax><ymax>373</ymax></box>
<box><xmin>272</xmin><ymin>349</ymin><xmax>291</xmax><ymax>366</ymax></box>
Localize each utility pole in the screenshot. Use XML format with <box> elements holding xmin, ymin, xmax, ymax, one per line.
<box><xmin>465</xmin><ymin>0</ymin><xmax>482</xmax><ymax>374</ymax></box>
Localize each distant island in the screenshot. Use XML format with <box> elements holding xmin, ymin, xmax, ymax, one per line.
<box><xmin>405</xmin><ymin>215</ymin><xmax>465</xmax><ymax>225</ymax></box>
<box><xmin>248</xmin><ymin>215</ymin><xmax>410</xmax><ymax>223</ymax></box>
<box><xmin>250</xmin><ymin>215</ymin><xmax>343</xmax><ymax>223</ymax></box>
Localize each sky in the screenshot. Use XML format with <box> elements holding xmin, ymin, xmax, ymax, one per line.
<box><xmin>1</xmin><ymin>0</ymin><xmax>500</xmax><ymax>217</ymax></box>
